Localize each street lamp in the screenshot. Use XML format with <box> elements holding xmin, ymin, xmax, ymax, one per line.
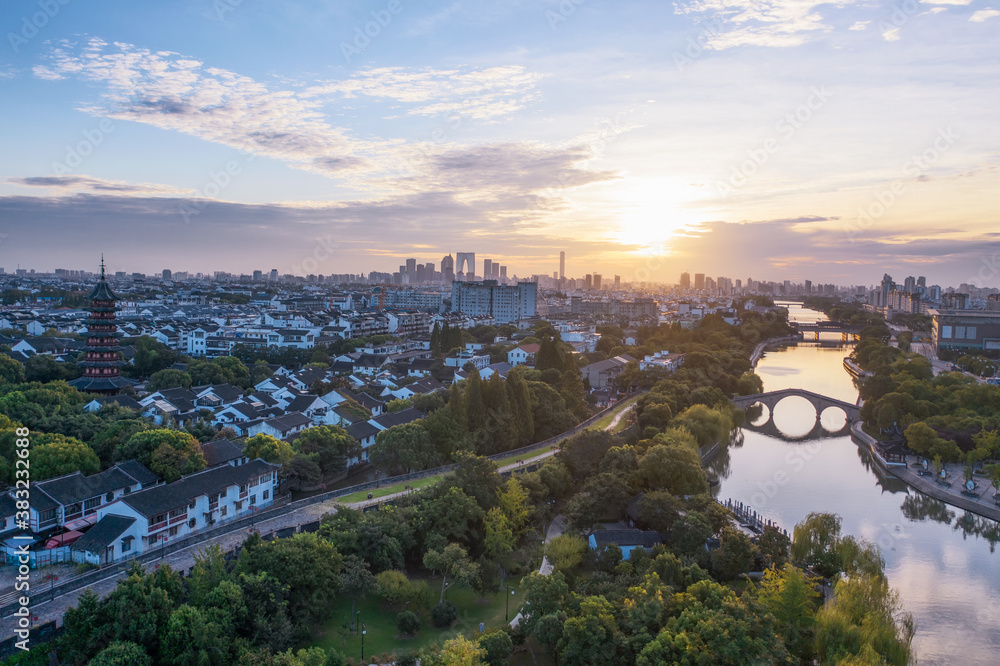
<box><xmin>161</xmin><ymin>535</ymin><xmax>168</xmax><ymax>560</ymax></box>
<box><xmin>361</xmin><ymin>621</ymin><xmax>367</xmax><ymax>662</ymax></box>
<box><xmin>505</xmin><ymin>586</ymin><xmax>515</xmax><ymax>622</ymax></box>
<box><xmin>46</xmin><ymin>573</ymin><xmax>58</xmax><ymax>602</ymax></box>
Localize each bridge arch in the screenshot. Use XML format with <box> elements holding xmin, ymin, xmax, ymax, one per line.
<box><xmin>731</xmin><ymin>388</ymin><xmax>859</xmax><ymax>439</ymax></box>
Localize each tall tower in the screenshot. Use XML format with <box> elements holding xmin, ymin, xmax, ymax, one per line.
<box><xmin>69</xmin><ymin>257</ymin><xmax>136</xmax><ymax>395</ymax></box>
<box><xmin>559</xmin><ymin>251</ymin><xmax>565</xmax><ymax>280</ymax></box>
<box><xmin>441</xmin><ymin>254</ymin><xmax>455</xmax><ymax>283</ymax></box>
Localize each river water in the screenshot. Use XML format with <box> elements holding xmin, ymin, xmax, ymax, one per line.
<box><xmin>710</xmin><ymin>302</ymin><xmax>1000</xmax><ymax>665</ymax></box>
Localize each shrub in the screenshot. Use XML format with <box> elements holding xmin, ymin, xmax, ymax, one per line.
<box><xmin>396</xmin><ymin>610</ymin><xmax>421</xmax><ymax>636</ymax></box>
<box><xmin>431</xmin><ymin>600</ymin><xmax>458</xmax><ymax>628</ymax></box>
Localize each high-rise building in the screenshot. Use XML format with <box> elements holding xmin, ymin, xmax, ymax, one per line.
<box><xmin>694</xmin><ymin>273</ymin><xmax>705</xmax><ymax>290</ymax></box>
<box><xmin>451</xmin><ymin>280</ymin><xmax>537</xmax><ymax>323</ymax></box>
<box><xmin>483</xmin><ymin>259</ymin><xmax>493</xmax><ymax>281</ymax></box>
<box><xmin>614</xmin><ymin>275</ymin><xmax>621</xmax><ymax>290</ymax></box>
<box><xmin>500</xmin><ymin>266</ymin><xmax>507</xmax><ymax>281</ymax></box>
<box><xmin>593</xmin><ymin>274</ymin><xmax>602</xmax><ymax>290</ymax></box>
<box><xmin>441</xmin><ymin>254</ymin><xmax>455</xmax><ymax>283</ymax></box>
<box><xmin>252</xmin><ymin>270</ymin><xmax>262</xmax><ymax>282</ymax></box>
<box><xmin>804</xmin><ymin>280</ymin><xmax>812</xmax><ymax>294</ymax></box>
<box><xmin>405</xmin><ymin>258</ymin><xmax>417</xmax><ymax>276</ymax></box>
<box><xmin>585</xmin><ymin>274</ymin><xmax>593</xmax><ymax>290</ymax></box>
<box><xmin>917</xmin><ymin>276</ymin><xmax>927</xmax><ymax>289</ymax></box>
<box><xmin>269</xmin><ymin>269</ymin><xmax>278</xmax><ymax>282</ymax></box>
<box><xmin>903</xmin><ymin>276</ymin><xmax>916</xmax><ymax>293</ymax></box>
<box><xmin>680</xmin><ymin>272</ymin><xmax>691</xmax><ymax>289</ymax></box>
<box><xmin>456</xmin><ymin>252</ymin><xmax>475</xmax><ymax>279</ymax></box>
<box><xmin>559</xmin><ymin>251</ymin><xmax>566</xmax><ymax>280</ymax></box>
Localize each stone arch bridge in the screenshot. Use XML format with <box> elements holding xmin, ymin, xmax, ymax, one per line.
<box><xmin>731</xmin><ymin>389</ymin><xmax>861</xmax><ymax>439</ymax></box>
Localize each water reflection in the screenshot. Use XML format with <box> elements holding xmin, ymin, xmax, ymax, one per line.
<box><xmin>717</xmin><ymin>302</ymin><xmax>1000</xmax><ymax>664</ymax></box>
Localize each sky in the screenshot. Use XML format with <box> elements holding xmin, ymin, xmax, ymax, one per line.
<box><xmin>0</xmin><ymin>0</ymin><xmax>998</xmax><ymax>287</ymax></box>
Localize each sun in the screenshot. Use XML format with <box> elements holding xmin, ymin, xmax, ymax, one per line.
<box><xmin>611</xmin><ymin>178</ymin><xmax>704</xmax><ymax>251</ymax></box>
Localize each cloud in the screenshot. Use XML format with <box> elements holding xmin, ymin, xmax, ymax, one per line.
<box><xmin>882</xmin><ymin>27</ymin><xmax>902</xmax><ymax>41</ymax></box>
<box><xmin>7</xmin><ymin>175</ymin><xmax>192</xmax><ymax>196</ymax></box>
<box><xmin>969</xmin><ymin>8</ymin><xmax>1000</xmax><ymax>21</ymax></box>
<box><xmin>303</xmin><ymin>65</ymin><xmax>542</xmax><ymax>121</ymax></box>
<box><xmin>674</xmin><ymin>0</ymin><xmax>862</xmax><ymax>49</ymax></box>
<box><xmin>849</xmin><ymin>21</ymin><xmax>870</xmax><ymax>31</ymax></box>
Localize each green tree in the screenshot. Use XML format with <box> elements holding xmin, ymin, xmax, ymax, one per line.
<box><xmin>757</xmin><ymin>525</ymin><xmax>791</xmax><ymax>569</ymax></box>
<box><xmin>545</xmin><ymin>535</ymin><xmax>587</xmax><ymax>573</ymax></box>
<box><xmin>369</xmin><ymin>422</ymin><xmax>437</xmax><ymax>474</ymax></box>
<box><xmin>423</xmin><ymin>543</ymin><xmax>480</xmax><ymax>604</ymax></box>
<box><xmin>147</xmin><ymin>368</ymin><xmax>192</xmax><ymax>390</ymax></box>
<box><xmin>89</xmin><ymin>641</ymin><xmax>152</xmax><ymax>666</ymax></box>
<box><xmin>0</xmin><ymin>354</ymin><xmax>25</xmax><ymax>384</ymax></box>
<box><xmin>637</xmin><ymin>443</ymin><xmax>708</xmax><ymax>495</ymax></box>
<box><xmin>758</xmin><ymin>563</ymin><xmax>820</xmax><ymax>659</ymax></box>
<box><xmin>791</xmin><ymin>512</ymin><xmax>843</xmax><ymax>578</ymax></box>
<box><xmin>31</xmin><ymin>436</ymin><xmax>100</xmax><ymax>480</ymax></box>
<box><xmin>815</xmin><ymin>574</ymin><xmax>914</xmax><ymax>665</ymax></box>
<box><xmin>160</xmin><ymin>603</ymin><xmax>227</xmax><ymax>665</ymax></box>
<box><xmin>478</xmin><ymin>630</ymin><xmax>513</xmax><ymax>666</ymax></box>
<box><xmin>244</xmin><ymin>433</ymin><xmax>295</xmax><ymax>464</ymax></box>
<box><xmin>119</xmin><ymin>429</ymin><xmax>205</xmax><ymax>482</ymax></box>
<box><xmin>711</xmin><ymin>525</ymin><xmax>757</xmax><ymax>582</ymax></box>
<box><xmin>521</xmin><ymin>571</ymin><xmax>569</xmax><ymax>634</ymax></box>
<box><xmin>292</xmin><ymin>425</ymin><xmax>359</xmax><ymax>477</ymax></box>
<box><xmin>558</xmin><ymin>596</ymin><xmax>620</xmax><ymax>666</ymax></box>
<box><xmin>340</xmin><ymin>555</ymin><xmax>377</xmax><ymax>630</ymax></box>
<box><xmin>236</xmin><ymin>532</ymin><xmax>343</xmax><ymax>626</ymax></box>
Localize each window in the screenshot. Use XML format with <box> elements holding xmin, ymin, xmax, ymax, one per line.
<box><xmin>221</xmin><ymin>506</ymin><xmax>228</xmax><ymax>517</ymax></box>
<box><xmin>956</xmin><ymin>326</ymin><xmax>966</xmax><ymax>340</ymax></box>
<box><xmin>188</xmin><ymin>518</ymin><xmax>197</xmax><ymax>528</ymax></box>
<box><xmin>942</xmin><ymin>325</ymin><xmax>953</xmax><ymax>339</ymax></box>
<box><xmin>122</xmin><ymin>537</ymin><xmax>133</xmax><ymax>553</ymax></box>
<box><xmin>263</xmin><ymin>490</ymin><xmax>269</xmax><ymax>500</ymax></box>
<box><xmin>153</xmin><ymin>512</ymin><xmax>168</xmax><ymax>525</ymax></box>
<box><xmin>169</xmin><ymin>526</ymin><xmax>179</xmax><ymax>537</ymax></box>
<box><xmin>250</xmin><ymin>495</ymin><xmax>256</xmax><ymax>505</ymax></box>
<box><xmin>189</xmin><ymin>500</ymin><xmax>196</xmax><ymax>510</ymax></box>
<box><xmin>106</xmin><ymin>491</ymin><xmax>114</xmax><ymax>502</ymax></box>
<box><xmin>39</xmin><ymin>509</ymin><xmax>57</xmax><ymax>525</ymax></box>
<box><xmin>169</xmin><ymin>507</ymin><xmax>186</xmax><ymax>519</ymax></box>
<box><xmin>84</xmin><ymin>497</ymin><xmax>101</xmax><ymax>511</ymax></box>
<box><xmin>967</xmin><ymin>327</ymin><xmax>977</xmax><ymax>340</ymax></box>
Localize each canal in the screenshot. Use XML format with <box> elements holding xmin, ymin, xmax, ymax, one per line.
<box><xmin>710</xmin><ymin>302</ymin><xmax>1000</xmax><ymax>665</ymax></box>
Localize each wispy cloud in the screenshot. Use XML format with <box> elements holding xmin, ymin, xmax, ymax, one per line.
<box><xmin>969</xmin><ymin>8</ymin><xmax>1000</xmax><ymax>21</ymax></box>
<box><xmin>674</xmin><ymin>0</ymin><xmax>861</xmax><ymax>49</ymax></box>
<box><xmin>8</xmin><ymin>175</ymin><xmax>192</xmax><ymax>196</ymax></box>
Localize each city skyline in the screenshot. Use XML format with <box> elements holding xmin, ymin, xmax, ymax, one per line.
<box><xmin>1</xmin><ymin>2</ymin><xmax>999</xmax><ymax>285</ymax></box>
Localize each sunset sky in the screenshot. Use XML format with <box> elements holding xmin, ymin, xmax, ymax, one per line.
<box><xmin>1</xmin><ymin>0</ymin><xmax>998</xmax><ymax>286</ymax></box>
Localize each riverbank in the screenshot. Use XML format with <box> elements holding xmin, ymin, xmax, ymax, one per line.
<box><xmin>750</xmin><ymin>335</ymin><xmax>804</xmax><ymax>367</ymax></box>
<box><xmin>851</xmin><ymin>422</ymin><xmax>1000</xmax><ymax>522</ymax></box>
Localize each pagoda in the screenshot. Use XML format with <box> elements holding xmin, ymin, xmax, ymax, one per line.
<box><xmin>69</xmin><ymin>257</ymin><xmax>136</xmax><ymax>395</ymax></box>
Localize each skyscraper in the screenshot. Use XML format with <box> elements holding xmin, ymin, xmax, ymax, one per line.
<box><xmin>694</xmin><ymin>273</ymin><xmax>705</xmax><ymax>290</ymax></box>
<box><xmin>585</xmin><ymin>274</ymin><xmax>593</xmax><ymax>290</ymax></box>
<box><xmin>441</xmin><ymin>254</ymin><xmax>455</xmax><ymax>283</ymax></box>
<box><xmin>483</xmin><ymin>259</ymin><xmax>493</xmax><ymax>281</ymax></box>
<box><xmin>593</xmin><ymin>274</ymin><xmax>602</xmax><ymax>290</ymax></box>
<box><xmin>559</xmin><ymin>251</ymin><xmax>565</xmax><ymax>280</ymax></box>
<box><xmin>269</xmin><ymin>269</ymin><xmax>278</xmax><ymax>282</ymax></box>
<box><xmin>252</xmin><ymin>270</ymin><xmax>262</xmax><ymax>282</ymax></box>
<box><xmin>680</xmin><ymin>272</ymin><xmax>690</xmax><ymax>289</ymax></box>
<box><xmin>456</xmin><ymin>252</ymin><xmax>475</xmax><ymax>279</ymax></box>
<box><xmin>405</xmin><ymin>258</ymin><xmax>417</xmax><ymax>276</ymax></box>
<box><xmin>614</xmin><ymin>275</ymin><xmax>620</xmax><ymax>290</ymax></box>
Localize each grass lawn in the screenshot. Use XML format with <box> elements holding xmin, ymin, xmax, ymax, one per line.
<box><xmin>337</xmin><ymin>476</ymin><xmax>441</xmax><ymax>505</ymax></box>
<box><xmin>313</xmin><ymin>575</ymin><xmax>526</xmax><ymax>660</ymax></box>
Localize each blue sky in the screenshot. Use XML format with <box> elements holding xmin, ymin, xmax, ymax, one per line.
<box><xmin>0</xmin><ymin>0</ymin><xmax>998</xmax><ymax>287</ymax></box>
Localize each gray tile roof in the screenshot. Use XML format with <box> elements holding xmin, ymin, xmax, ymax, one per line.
<box><xmin>201</xmin><ymin>438</ymin><xmax>245</xmax><ymax>468</ymax></box>
<box><xmin>119</xmin><ymin>458</ymin><xmax>279</xmax><ymax>519</ymax></box>
<box><xmin>73</xmin><ymin>514</ymin><xmax>136</xmax><ymax>554</ymax></box>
